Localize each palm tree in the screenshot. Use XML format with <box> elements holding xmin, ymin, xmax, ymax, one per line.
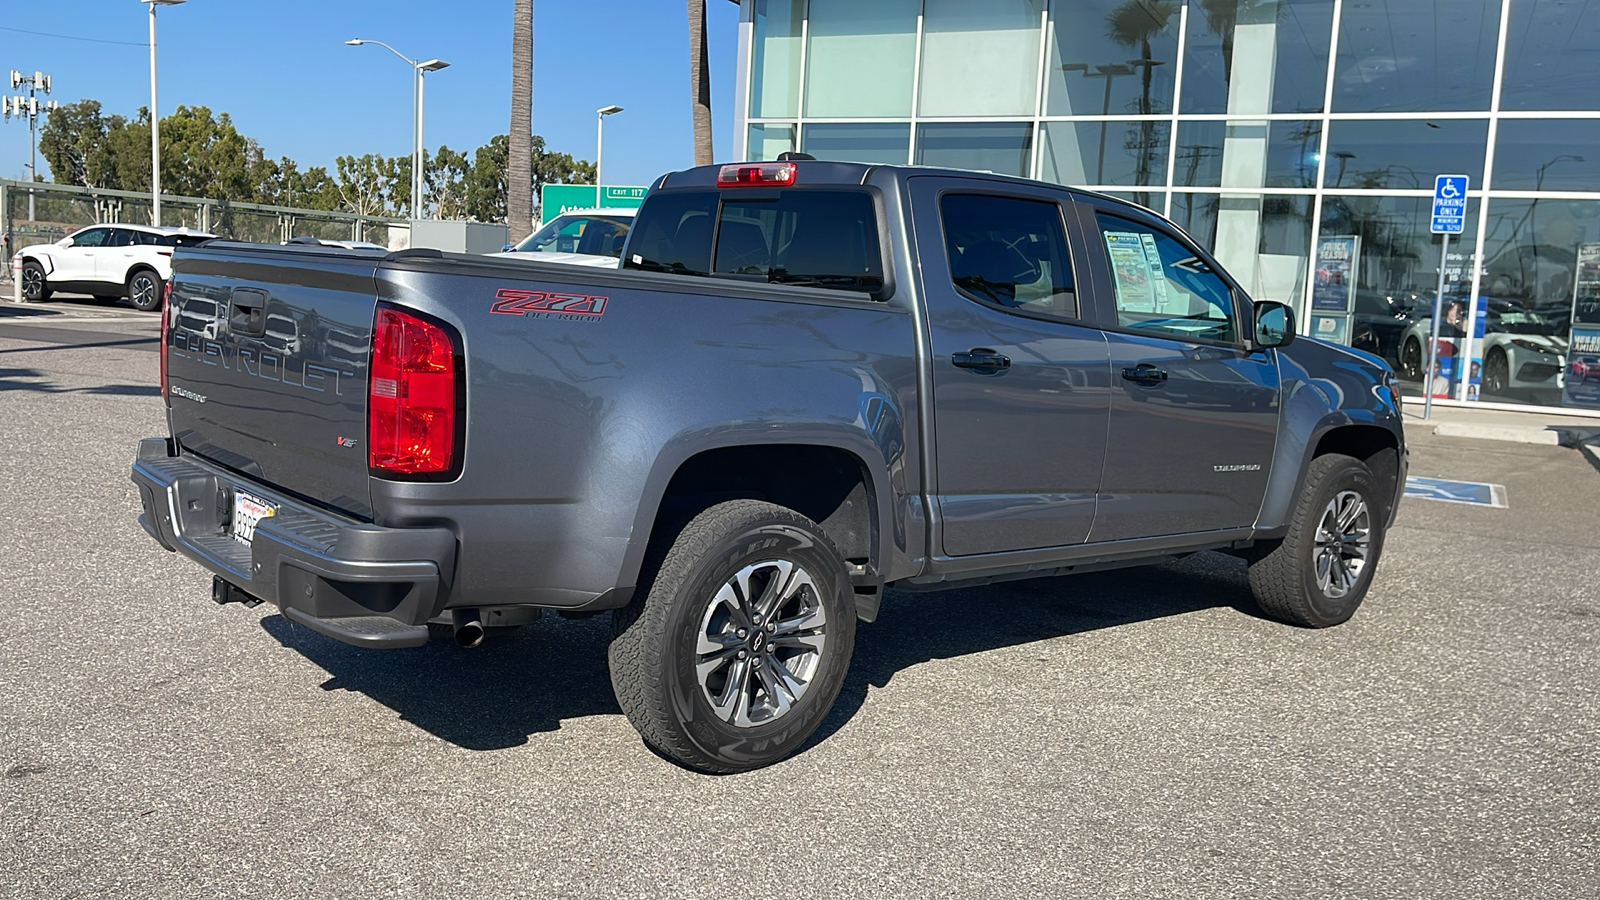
<box><xmin>688</xmin><ymin>0</ymin><xmax>713</xmax><ymax>166</ymax></box>
<box><xmin>508</xmin><ymin>0</ymin><xmax>534</xmax><ymax>242</ymax></box>
<box><xmin>1106</xmin><ymin>1</ymin><xmax>1178</xmax><ymax>203</ymax></box>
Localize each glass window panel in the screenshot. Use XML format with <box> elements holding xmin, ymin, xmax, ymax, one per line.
<box><xmin>1173</xmin><ymin>120</ymin><xmax>1321</xmax><ymax>189</ymax></box>
<box><xmin>1097</xmin><ymin>191</ymin><xmax>1167</xmax><ymax>216</ymax></box>
<box><xmin>1331</xmin><ymin>0</ymin><xmax>1500</xmax><ymax>112</ymax></box>
<box><xmin>1500</xmin><ymin>0</ymin><xmax>1600</xmax><ymax>112</ymax></box>
<box><xmin>715</xmin><ymin>192</ymin><xmax>884</xmax><ymax>293</ymax></box>
<box><xmin>919</xmin><ymin>0</ymin><xmax>1044</xmax><ymax>117</ymax></box>
<box><xmin>940</xmin><ymin>193</ymin><xmax>1077</xmax><ymax>320</ymax></box>
<box><xmin>747</xmin><ymin>123</ymin><xmax>796</xmax><ymax>161</ymax></box>
<box><xmin>1476</xmin><ymin>198</ymin><xmax>1600</xmax><ymax>407</ymax></box>
<box><xmin>750</xmin><ymin>0</ymin><xmax>804</xmax><ymax>118</ymax></box>
<box><xmin>1492</xmin><ymin>120</ymin><xmax>1600</xmax><ymax>192</ymax></box>
<box><xmin>1044</xmin><ymin>0</ymin><xmax>1177</xmax><ymax>117</ymax></box>
<box><xmin>804</xmin><ymin>0</ymin><xmax>918</xmax><ymax>118</ymax></box>
<box><xmin>1095</xmin><ymin>212</ymin><xmax>1238</xmax><ymax>343</ymax></box>
<box><xmin>1317</xmin><ymin>195</ymin><xmax>1480</xmax><ymax>394</ymax></box>
<box><xmin>1169</xmin><ymin>192</ymin><xmax>1219</xmax><ymax>250</ymax></box>
<box><xmin>915</xmin><ymin>122</ymin><xmax>1034</xmax><ymax>178</ymax></box>
<box><xmin>1181</xmin><ymin>0</ymin><xmax>1335</xmax><ymax>115</ymax></box>
<box><xmin>1321</xmin><ymin>119</ymin><xmax>1488</xmax><ymax>190</ymax></box>
<box><xmin>1039</xmin><ymin>120</ymin><xmax>1169</xmax><ymax>187</ymax></box>
<box><xmin>801</xmin><ymin>123</ymin><xmax>911</xmax><ymax>165</ymax></box>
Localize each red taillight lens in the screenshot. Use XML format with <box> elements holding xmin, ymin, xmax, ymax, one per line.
<box><xmin>717</xmin><ymin>162</ymin><xmax>796</xmax><ymax>187</ymax></box>
<box><xmin>159</xmin><ymin>279</ymin><xmax>172</xmax><ymax>406</ymax></box>
<box><xmin>368</xmin><ymin>307</ymin><xmax>460</xmax><ymax>477</ymax></box>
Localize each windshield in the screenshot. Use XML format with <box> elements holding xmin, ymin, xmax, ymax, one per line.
<box><xmin>512</xmin><ymin>214</ymin><xmax>633</xmax><ymax>257</ymax></box>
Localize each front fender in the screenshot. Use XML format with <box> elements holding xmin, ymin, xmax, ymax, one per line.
<box><xmin>1256</xmin><ymin>341</ymin><xmax>1404</xmax><ymax>533</ymax></box>
<box><xmin>19</xmin><ymin>249</ymin><xmax>54</xmax><ymax>276</ymax></box>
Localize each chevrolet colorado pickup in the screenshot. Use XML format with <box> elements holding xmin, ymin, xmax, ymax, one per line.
<box><xmin>132</xmin><ymin>160</ymin><xmax>1406</xmax><ymax>773</ymax></box>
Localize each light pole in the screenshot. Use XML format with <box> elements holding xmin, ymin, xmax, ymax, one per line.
<box><xmin>596</xmin><ymin>105</ymin><xmax>623</xmax><ymax>207</ymax></box>
<box><xmin>346</xmin><ymin>39</ymin><xmax>450</xmax><ymax>220</ymax></box>
<box><xmin>142</xmin><ymin>0</ymin><xmax>185</xmax><ymax>227</ymax></box>
<box><xmin>1061</xmin><ymin>63</ymin><xmax>1134</xmax><ymax>185</ymax></box>
<box><xmin>2</xmin><ymin>70</ymin><xmax>57</xmax><ymax>221</ymax></box>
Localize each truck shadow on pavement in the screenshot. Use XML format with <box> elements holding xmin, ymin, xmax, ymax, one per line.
<box><xmin>258</xmin><ymin>551</ymin><xmax>1263</xmax><ymax>759</ymax></box>
<box><xmin>0</xmin><ymin>365</ymin><xmax>160</xmax><ymax>396</ymax></box>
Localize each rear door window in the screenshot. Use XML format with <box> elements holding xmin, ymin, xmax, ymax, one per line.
<box><xmin>626</xmin><ymin>189</ymin><xmax>883</xmax><ymax>295</ymax></box>
<box><xmin>939</xmin><ymin>194</ymin><xmax>1076</xmax><ymax>320</ymax></box>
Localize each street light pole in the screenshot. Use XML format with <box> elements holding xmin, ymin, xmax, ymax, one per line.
<box><xmin>596</xmin><ymin>105</ymin><xmax>623</xmax><ymax>207</ymax></box>
<box><xmin>346</xmin><ymin>40</ymin><xmax>449</xmax><ymax>220</ymax></box>
<box><xmin>143</xmin><ymin>0</ymin><xmax>186</xmax><ymax>227</ymax></box>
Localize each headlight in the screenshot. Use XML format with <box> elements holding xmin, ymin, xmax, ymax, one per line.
<box><xmin>1509</xmin><ymin>338</ymin><xmax>1554</xmax><ymax>355</ymax></box>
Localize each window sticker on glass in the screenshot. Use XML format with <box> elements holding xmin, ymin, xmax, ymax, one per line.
<box><xmin>1138</xmin><ymin>233</ymin><xmax>1171</xmax><ymax>311</ymax></box>
<box><xmin>1105</xmin><ymin>232</ymin><xmax>1158</xmax><ymax>313</ymax></box>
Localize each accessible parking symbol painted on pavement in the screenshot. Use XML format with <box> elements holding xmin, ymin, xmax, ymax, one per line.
<box><xmin>1404</xmin><ymin>476</ymin><xmax>1507</xmax><ymax>508</ymax></box>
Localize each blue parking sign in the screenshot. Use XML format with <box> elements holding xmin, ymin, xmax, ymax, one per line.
<box><xmin>1431</xmin><ymin>175</ymin><xmax>1469</xmax><ymax>234</ymax></box>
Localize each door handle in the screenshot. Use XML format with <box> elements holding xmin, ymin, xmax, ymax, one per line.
<box><xmin>1121</xmin><ymin>364</ymin><xmax>1168</xmax><ymax>385</ymax></box>
<box><xmin>952</xmin><ymin>349</ymin><xmax>1011</xmax><ymax>374</ymax></box>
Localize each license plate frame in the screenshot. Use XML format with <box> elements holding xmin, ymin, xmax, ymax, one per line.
<box><xmin>230</xmin><ymin>489</ymin><xmax>276</xmax><ymax>545</ymax></box>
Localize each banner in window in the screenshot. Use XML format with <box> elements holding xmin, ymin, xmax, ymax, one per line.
<box><xmin>1310</xmin><ymin>314</ymin><xmax>1348</xmax><ymax>345</ymax></box>
<box><xmin>1564</xmin><ymin>242</ymin><xmax>1600</xmax><ymax>410</ymax></box>
<box><xmin>1105</xmin><ymin>231</ymin><xmax>1158</xmax><ymax>313</ymax></box>
<box><xmin>1312</xmin><ymin>235</ymin><xmax>1360</xmax><ymax>312</ymax></box>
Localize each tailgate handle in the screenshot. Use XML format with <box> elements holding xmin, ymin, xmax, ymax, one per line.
<box><xmin>230</xmin><ymin>288</ymin><xmax>268</xmax><ymax>336</ymax></box>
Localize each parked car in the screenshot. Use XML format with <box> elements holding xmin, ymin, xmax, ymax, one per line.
<box><xmin>495</xmin><ymin>207</ymin><xmax>636</xmax><ymax>268</ymax></box>
<box><xmin>17</xmin><ymin>223</ymin><xmax>215</xmax><ymax>310</ymax></box>
<box><xmin>133</xmin><ymin>161</ymin><xmax>1405</xmax><ymax>773</ymax></box>
<box><xmin>1397</xmin><ymin>301</ymin><xmax>1567</xmax><ymax>395</ymax></box>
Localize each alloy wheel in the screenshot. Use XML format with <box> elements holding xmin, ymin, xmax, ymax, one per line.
<box><xmin>1314</xmin><ymin>490</ymin><xmax>1370</xmax><ymax>599</ymax></box>
<box><xmin>694</xmin><ymin>558</ymin><xmax>828</xmax><ymax>728</ymax></box>
<box><xmin>130</xmin><ymin>274</ymin><xmax>158</xmax><ymax>310</ymax></box>
<box><xmin>21</xmin><ymin>266</ymin><xmax>43</xmax><ymax>301</ymax></box>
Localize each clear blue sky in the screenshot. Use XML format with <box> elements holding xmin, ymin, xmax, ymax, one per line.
<box><xmin>0</xmin><ymin>0</ymin><xmax>741</xmax><ymax>190</ymax></box>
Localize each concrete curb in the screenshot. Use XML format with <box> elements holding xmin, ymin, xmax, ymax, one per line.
<box><xmin>1428</xmin><ymin>422</ymin><xmax>1563</xmax><ymax>445</ymax></box>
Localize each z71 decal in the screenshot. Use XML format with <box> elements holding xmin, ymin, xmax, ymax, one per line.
<box><xmin>490</xmin><ymin>288</ymin><xmax>609</xmax><ymax>320</ymax></box>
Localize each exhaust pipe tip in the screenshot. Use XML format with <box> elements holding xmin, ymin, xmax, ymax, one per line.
<box><xmin>452</xmin><ymin>609</ymin><xmax>485</xmax><ymax>649</ymax></box>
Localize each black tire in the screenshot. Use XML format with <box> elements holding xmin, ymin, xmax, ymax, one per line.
<box><xmin>1399</xmin><ymin>338</ymin><xmax>1423</xmax><ymax>381</ymax></box>
<box><xmin>127</xmin><ymin>269</ymin><xmax>163</xmax><ymax>312</ymax></box>
<box><xmin>21</xmin><ymin>260</ymin><xmax>49</xmax><ymax>301</ymax></box>
<box><xmin>1483</xmin><ymin>348</ymin><xmax>1510</xmax><ymax>395</ymax></box>
<box><xmin>1247</xmin><ymin>453</ymin><xmax>1386</xmax><ymax>628</ymax></box>
<box><xmin>608</xmin><ymin>500</ymin><xmax>856</xmax><ymax>773</ymax></box>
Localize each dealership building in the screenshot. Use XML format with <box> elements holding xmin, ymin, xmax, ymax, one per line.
<box><xmin>728</xmin><ymin>0</ymin><xmax>1600</xmax><ymax>412</ymax></box>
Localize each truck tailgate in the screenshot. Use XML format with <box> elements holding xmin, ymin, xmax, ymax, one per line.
<box><xmin>165</xmin><ymin>246</ymin><xmax>381</xmax><ymax>519</ymax></box>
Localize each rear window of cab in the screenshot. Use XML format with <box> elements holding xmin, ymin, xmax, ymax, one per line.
<box><xmin>623</xmin><ymin>189</ymin><xmax>884</xmax><ymax>295</ymax></box>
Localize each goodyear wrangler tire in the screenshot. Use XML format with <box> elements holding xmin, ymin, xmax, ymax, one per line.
<box><xmin>608</xmin><ymin>500</ymin><xmax>856</xmax><ymax>773</ymax></box>
<box><xmin>1247</xmin><ymin>453</ymin><xmax>1386</xmax><ymax>628</ymax></box>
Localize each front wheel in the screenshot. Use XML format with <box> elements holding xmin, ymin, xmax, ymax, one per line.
<box><xmin>127</xmin><ymin>269</ymin><xmax>163</xmax><ymax>312</ymax></box>
<box><xmin>1247</xmin><ymin>453</ymin><xmax>1387</xmax><ymax>628</ymax></box>
<box><xmin>609</xmin><ymin>500</ymin><xmax>856</xmax><ymax>773</ymax></box>
<box><xmin>21</xmin><ymin>260</ymin><xmax>49</xmax><ymax>301</ymax></box>
<box><xmin>1483</xmin><ymin>349</ymin><xmax>1510</xmax><ymax>395</ymax></box>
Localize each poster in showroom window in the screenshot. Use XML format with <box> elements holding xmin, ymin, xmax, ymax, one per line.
<box><xmin>1312</xmin><ymin>236</ymin><xmax>1360</xmax><ymax>313</ymax></box>
<box><xmin>1564</xmin><ymin>242</ymin><xmax>1600</xmax><ymax>410</ymax></box>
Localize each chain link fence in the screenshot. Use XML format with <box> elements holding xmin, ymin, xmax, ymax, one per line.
<box><xmin>0</xmin><ymin>180</ymin><xmax>403</xmax><ymax>279</ymax></box>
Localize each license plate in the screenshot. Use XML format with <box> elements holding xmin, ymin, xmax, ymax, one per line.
<box><xmin>231</xmin><ymin>490</ymin><xmax>276</xmax><ymax>545</ymax></box>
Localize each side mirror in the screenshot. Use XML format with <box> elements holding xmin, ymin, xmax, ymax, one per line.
<box><xmin>1253</xmin><ymin>301</ymin><xmax>1295</xmax><ymax>349</ymax></box>
<box><xmin>500</xmin><ymin>244</ymin><xmax>515</xmax><ymax>252</ymax></box>
<box><xmin>57</xmin><ymin>237</ymin><xmax>73</xmax><ymax>247</ymax></box>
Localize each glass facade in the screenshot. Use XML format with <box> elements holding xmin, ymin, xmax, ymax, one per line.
<box><xmin>737</xmin><ymin>0</ymin><xmax>1600</xmax><ymax>411</ymax></box>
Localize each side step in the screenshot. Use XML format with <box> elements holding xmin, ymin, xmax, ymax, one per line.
<box><xmin>281</xmin><ymin>606</ymin><xmax>430</xmax><ymax>649</ymax></box>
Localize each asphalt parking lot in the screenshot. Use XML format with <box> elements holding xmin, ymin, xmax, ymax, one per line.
<box><xmin>1</xmin><ymin>301</ymin><xmax>1596</xmax><ymax>899</ymax></box>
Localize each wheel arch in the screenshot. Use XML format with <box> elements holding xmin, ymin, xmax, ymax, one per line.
<box><xmin>619</xmin><ymin>437</ymin><xmax>890</xmax><ymax>622</ymax></box>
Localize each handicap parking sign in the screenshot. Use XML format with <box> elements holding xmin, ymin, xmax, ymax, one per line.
<box><xmin>1431</xmin><ymin>175</ymin><xmax>1469</xmax><ymax>234</ymax></box>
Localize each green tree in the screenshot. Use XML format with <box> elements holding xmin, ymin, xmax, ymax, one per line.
<box><xmin>39</xmin><ymin>100</ymin><xmax>122</xmax><ymax>189</ymax></box>
<box><xmin>334</xmin><ymin>153</ymin><xmax>393</xmax><ymax>217</ymax></box>
<box><xmin>158</xmin><ymin>105</ymin><xmax>252</xmax><ymax>200</ymax></box>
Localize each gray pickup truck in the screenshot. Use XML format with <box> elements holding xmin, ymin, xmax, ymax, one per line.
<box><xmin>132</xmin><ymin>160</ymin><xmax>1406</xmax><ymax>773</ymax></box>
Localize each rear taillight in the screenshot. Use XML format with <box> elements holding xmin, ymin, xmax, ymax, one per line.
<box><xmin>159</xmin><ymin>279</ymin><xmax>172</xmax><ymax>406</ymax></box>
<box><xmin>717</xmin><ymin>162</ymin><xmax>796</xmax><ymax>186</ymax></box>
<box><xmin>368</xmin><ymin>306</ymin><xmax>460</xmax><ymax>478</ymax></box>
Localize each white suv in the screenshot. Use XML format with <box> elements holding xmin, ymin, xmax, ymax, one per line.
<box><xmin>17</xmin><ymin>223</ymin><xmax>215</xmax><ymax>311</ymax></box>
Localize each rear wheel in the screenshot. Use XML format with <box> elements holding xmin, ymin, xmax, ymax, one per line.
<box><xmin>1247</xmin><ymin>453</ymin><xmax>1386</xmax><ymax>628</ymax></box>
<box><xmin>21</xmin><ymin>260</ymin><xmax>49</xmax><ymax>302</ymax></box>
<box><xmin>609</xmin><ymin>500</ymin><xmax>856</xmax><ymax>773</ymax></box>
<box><xmin>1483</xmin><ymin>348</ymin><xmax>1510</xmax><ymax>395</ymax></box>
<box><xmin>127</xmin><ymin>269</ymin><xmax>163</xmax><ymax>312</ymax></box>
<box><xmin>1399</xmin><ymin>338</ymin><xmax>1423</xmax><ymax>381</ymax></box>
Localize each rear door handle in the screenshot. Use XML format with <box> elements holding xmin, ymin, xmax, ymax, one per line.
<box><xmin>952</xmin><ymin>349</ymin><xmax>1011</xmax><ymax>374</ymax></box>
<box><xmin>1121</xmin><ymin>364</ymin><xmax>1168</xmax><ymax>385</ymax></box>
